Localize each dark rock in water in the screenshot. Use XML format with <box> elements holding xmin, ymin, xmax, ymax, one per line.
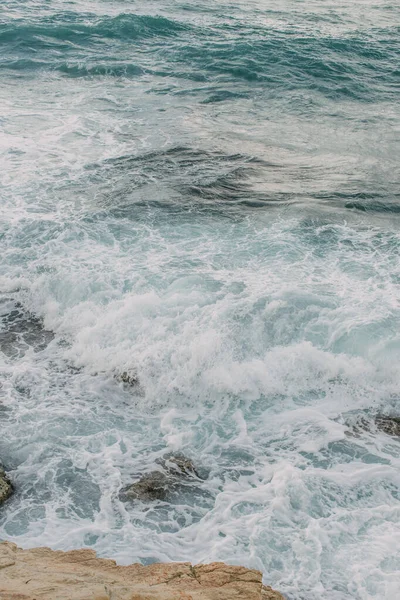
<box><xmin>0</xmin><ymin>302</ymin><xmax>54</xmax><ymax>359</ymax></box>
<box><xmin>348</xmin><ymin>416</ymin><xmax>373</xmax><ymax>436</ymax></box>
<box><xmin>122</xmin><ymin>471</ymin><xmax>170</xmax><ymax>501</ymax></box>
<box><xmin>0</xmin><ymin>468</ymin><xmax>13</xmax><ymax>505</ymax></box>
<box><xmin>349</xmin><ymin>414</ymin><xmax>400</xmax><ymax>438</ymax></box>
<box><xmin>122</xmin><ymin>453</ymin><xmax>205</xmax><ymax>503</ymax></box>
<box><xmin>156</xmin><ymin>452</ymin><xmax>201</xmax><ymax>479</ymax></box>
<box><xmin>375</xmin><ymin>416</ymin><xmax>400</xmax><ymax>437</ymax></box>
<box><xmin>115</xmin><ymin>371</ymin><xmax>139</xmax><ymax>386</ymax></box>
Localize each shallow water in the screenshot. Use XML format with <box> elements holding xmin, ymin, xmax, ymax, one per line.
<box><xmin>1</xmin><ymin>1</ymin><xmax>400</xmax><ymax>598</ymax></box>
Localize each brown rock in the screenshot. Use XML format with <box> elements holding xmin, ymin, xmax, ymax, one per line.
<box><xmin>0</xmin><ymin>542</ymin><xmax>284</xmax><ymax>600</ymax></box>
<box><xmin>262</xmin><ymin>585</ymin><xmax>286</xmax><ymax>599</ymax></box>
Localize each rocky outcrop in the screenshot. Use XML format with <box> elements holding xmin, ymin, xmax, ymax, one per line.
<box><xmin>122</xmin><ymin>470</ymin><xmax>171</xmax><ymax>501</ymax></box>
<box><xmin>375</xmin><ymin>415</ymin><xmax>400</xmax><ymax>437</ymax></box>
<box><xmin>0</xmin><ymin>542</ymin><xmax>285</xmax><ymax>600</ymax></box>
<box><xmin>0</xmin><ymin>469</ymin><xmax>12</xmax><ymax>505</ymax></box>
<box><xmin>121</xmin><ymin>453</ymin><xmax>205</xmax><ymax>502</ymax></box>
<box><xmin>115</xmin><ymin>371</ymin><xmax>139</xmax><ymax>386</ymax></box>
<box><xmin>156</xmin><ymin>452</ymin><xmax>201</xmax><ymax>479</ymax></box>
<box><xmin>347</xmin><ymin>413</ymin><xmax>400</xmax><ymax>439</ymax></box>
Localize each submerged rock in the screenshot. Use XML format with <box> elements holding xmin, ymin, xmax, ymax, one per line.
<box><xmin>157</xmin><ymin>451</ymin><xmax>201</xmax><ymax>478</ymax></box>
<box><xmin>0</xmin><ymin>468</ymin><xmax>13</xmax><ymax>505</ymax></box>
<box><xmin>347</xmin><ymin>414</ymin><xmax>400</xmax><ymax>438</ymax></box>
<box><xmin>0</xmin><ymin>542</ymin><xmax>285</xmax><ymax>599</ymax></box>
<box><xmin>122</xmin><ymin>452</ymin><xmax>205</xmax><ymax>502</ymax></box>
<box><xmin>122</xmin><ymin>470</ymin><xmax>170</xmax><ymax>502</ymax></box>
<box><xmin>115</xmin><ymin>371</ymin><xmax>139</xmax><ymax>386</ymax></box>
<box><xmin>375</xmin><ymin>415</ymin><xmax>400</xmax><ymax>437</ymax></box>
<box><xmin>348</xmin><ymin>416</ymin><xmax>373</xmax><ymax>437</ymax></box>
<box><xmin>0</xmin><ymin>301</ymin><xmax>54</xmax><ymax>359</ymax></box>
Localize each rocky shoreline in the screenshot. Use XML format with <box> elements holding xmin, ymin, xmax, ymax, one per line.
<box><xmin>0</xmin><ymin>455</ymin><xmax>286</xmax><ymax>599</ymax></box>
<box><xmin>1</xmin><ymin>413</ymin><xmax>400</xmax><ymax>599</ymax></box>
<box><xmin>0</xmin><ymin>542</ymin><xmax>284</xmax><ymax>600</ymax></box>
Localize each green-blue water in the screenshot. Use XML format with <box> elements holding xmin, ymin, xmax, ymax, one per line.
<box><xmin>0</xmin><ymin>2</ymin><xmax>400</xmax><ymax>598</ymax></box>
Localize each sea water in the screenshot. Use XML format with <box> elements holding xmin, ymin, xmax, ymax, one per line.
<box><xmin>0</xmin><ymin>1</ymin><xmax>399</xmax><ymax>598</ymax></box>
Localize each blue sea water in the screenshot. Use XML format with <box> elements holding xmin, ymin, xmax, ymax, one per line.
<box><xmin>0</xmin><ymin>1</ymin><xmax>400</xmax><ymax>598</ymax></box>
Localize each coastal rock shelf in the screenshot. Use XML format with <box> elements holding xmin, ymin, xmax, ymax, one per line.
<box><xmin>0</xmin><ymin>542</ymin><xmax>284</xmax><ymax>600</ymax></box>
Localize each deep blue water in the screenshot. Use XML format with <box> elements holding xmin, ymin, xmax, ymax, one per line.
<box><xmin>0</xmin><ymin>2</ymin><xmax>400</xmax><ymax>599</ymax></box>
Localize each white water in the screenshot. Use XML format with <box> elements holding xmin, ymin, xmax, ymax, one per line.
<box><xmin>1</xmin><ymin>2</ymin><xmax>400</xmax><ymax>599</ymax></box>
<box><xmin>2</xmin><ymin>189</ymin><xmax>400</xmax><ymax>598</ymax></box>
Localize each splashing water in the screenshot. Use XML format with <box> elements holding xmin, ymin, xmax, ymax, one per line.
<box><xmin>1</xmin><ymin>1</ymin><xmax>400</xmax><ymax>599</ymax></box>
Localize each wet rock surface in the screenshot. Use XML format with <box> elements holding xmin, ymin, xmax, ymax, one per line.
<box><xmin>375</xmin><ymin>415</ymin><xmax>400</xmax><ymax>437</ymax></box>
<box><xmin>122</xmin><ymin>452</ymin><xmax>206</xmax><ymax>502</ymax></box>
<box><xmin>0</xmin><ymin>468</ymin><xmax>13</xmax><ymax>505</ymax></box>
<box><xmin>0</xmin><ymin>542</ymin><xmax>285</xmax><ymax>600</ymax></box>
<box><xmin>122</xmin><ymin>470</ymin><xmax>170</xmax><ymax>502</ymax></box>
<box><xmin>346</xmin><ymin>413</ymin><xmax>400</xmax><ymax>439</ymax></box>
<box><xmin>157</xmin><ymin>451</ymin><xmax>202</xmax><ymax>478</ymax></box>
<box><xmin>115</xmin><ymin>370</ymin><xmax>139</xmax><ymax>386</ymax></box>
<box><xmin>0</xmin><ymin>301</ymin><xmax>54</xmax><ymax>358</ymax></box>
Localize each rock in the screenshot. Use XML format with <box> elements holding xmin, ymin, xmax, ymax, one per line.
<box><xmin>122</xmin><ymin>453</ymin><xmax>205</xmax><ymax>503</ymax></box>
<box><xmin>122</xmin><ymin>470</ymin><xmax>170</xmax><ymax>501</ymax></box>
<box><xmin>262</xmin><ymin>585</ymin><xmax>286</xmax><ymax>600</ymax></box>
<box><xmin>375</xmin><ymin>415</ymin><xmax>400</xmax><ymax>437</ymax></box>
<box><xmin>346</xmin><ymin>415</ymin><xmax>373</xmax><ymax>438</ymax></box>
<box><xmin>115</xmin><ymin>371</ymin><xmax>139</xmax><ymax>386</ymax></box>
<box><xmin>347</xmin><ymin>414</ymin><xmax>400</xmax><ymax>439</ymax></box>
<box><xmin>0</xmin><ymin>468</ymin><xmax>12</xmax><ymax>505</ymax></box>
<box><xmin>0</xmin><ymin>542</ymin><xmax>285</xmax><ymax>600</ymax></box>
<box><xmin>157</xmin><ymin>452</ymin><xmax>201</xmax><ymax>479</ymax></box>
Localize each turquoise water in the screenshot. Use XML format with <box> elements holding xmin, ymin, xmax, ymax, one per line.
<box><xmin>1</xmin><ymin>1</ymin><xmax>400</xmax><ymax>598</ymax></box>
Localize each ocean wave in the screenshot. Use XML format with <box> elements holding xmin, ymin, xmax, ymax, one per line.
<box><xmin>0</xmin><ymin>12</ymin><xmax>190</xmax><ymax>45</ymax></box>
<box><xmin>1</xmin><ymin>12</ymin><xmax>398</xmax><ymax>103</ymax></box>
<box><xmin>1</xmin><ymin>2</ymin><xmax>399</xmax><ymax>598</ymax></box>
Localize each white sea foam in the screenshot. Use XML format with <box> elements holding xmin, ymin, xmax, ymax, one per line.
<box><xmin>1</xmin><ymin>1</ymin><xmax>400</xmax><ymax>599</ymax></box>
<box><xmin>1</xmin><ymin>203</ymin><xmax>399</xmax><ymax>600</ymax></box>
